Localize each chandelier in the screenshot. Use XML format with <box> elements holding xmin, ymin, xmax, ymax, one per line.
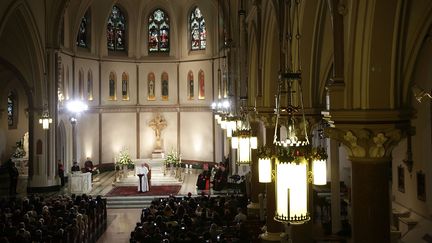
<box><xmin>39</xmin><ymin>104</ymin><xmax>52</xmax><ymax>130</ymax></box>
<box><xmin>271</xmin><ymin>0</ymin><xmax>312</xmax><ymax>225</ymax></box>
<box><xmin>231</xmin><ymin>103</ymin><xmax>257</xmax><ymax>164</ymax></box>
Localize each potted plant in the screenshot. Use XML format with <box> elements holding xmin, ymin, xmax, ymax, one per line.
<box><xmin>165</xmin><ymin>149</ymin><xmax>180</xmax><ymax>167</ymax></box>
<box><xmin>117</xmin><ymin>148</ymin><xmax>134</xmax><ymax>171</ymax></box>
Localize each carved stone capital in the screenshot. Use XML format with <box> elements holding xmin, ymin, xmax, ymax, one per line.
<box><xmin>325</xmin><ymin>127</ymin><xmax>402</xmax><ymax>159</ymax></box>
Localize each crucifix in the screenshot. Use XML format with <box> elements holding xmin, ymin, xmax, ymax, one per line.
<box><xmin>149</xmin><ymin>113</ymin><xmax>167</xmax><ymax>150</ymax></box>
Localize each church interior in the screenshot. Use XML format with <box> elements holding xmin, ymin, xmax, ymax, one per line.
<box><xmin>0</xmin><ymin>0</ymin><xmax>432</xmax><ymax>242</ymax></box>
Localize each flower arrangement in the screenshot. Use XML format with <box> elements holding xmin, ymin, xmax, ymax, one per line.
<box><xmin>165</xmin><ymin>149</ymin><xmax>181</xmax><ymax>166</ymax></box>
<box><xmin>12</xmin><ymin>139</ymin><xmax>26</xmax><ymax>158</ymax></box>
<box><xmin>116</xmin><ymin>148</ymin><xmax>134</xmax><ymax>169</ymax></box>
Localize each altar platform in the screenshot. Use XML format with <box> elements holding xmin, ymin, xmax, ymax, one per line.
<box><xmin>114</xmin><ymin>158</ymin><xmax>183</xmax><ymax>187</ymax></box>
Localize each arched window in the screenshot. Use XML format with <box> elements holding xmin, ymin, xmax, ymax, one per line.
<box><xmin>122</xmin><ymin>72</ymin><xmax>129</xmax><ymax>100</ymax></box>
<box><xmin>76</xmin><ymin>9</ymin><xmax>90</xmax><ymax>48</ymax></box>
<box><xmin>58</xmin><ymin>62</ymin><xmax>64</xmax><ymax>101</ymax></box>
<box><xmin>147</xmin><ymin>72</ymin><xmax>156</xmax><ymax>101</ymax></box>
<box><xmin>7</xmin><ymin>90</ymin><xmax>18</xmax><ymax>129</ymax></box>
<box><xmin>198</xmin><ymin>70</ymin><xmax>205</xmax><ymax>99</ymax></box>
<box><xmin>107</xmin><ymin>5</ymin><xmax>126</xmax><ymax>51</ymax></box>
<box><xmin>148</xmin><ymin>9</ymin><xmax>170</xmax><ymax>53</ymax></box>
<box><xmin>66</xmin><ymin>66</ymin><xmax>69</xmax><ymax>100</ymax></box>
<box><xmin>190</xmin><ymin>6</ymin><xmax>206</xmax><ymax>50</ymax></box>
<box><xmin>87</xmin><ymin>70</ymin><xmax>93</xmax><ymax>101</ymax></box>
<box><xmin>187</xmin><ymin>71</ymin><xmax>194</xmax><ymax>99</ymax></box>
<box><xmin>109</xmin><ymin>72</ymin><xmax>116</xmax><ymax>100</ymax></box>
<box><xmin>79</xmin><ymin>69</ymin><xmax>84</xmax><ymax>99</ymax></box>
<box><xmin>161</xmin><ymin>72</ymin><xmax>169</xmax><ymax>100</ymax></box>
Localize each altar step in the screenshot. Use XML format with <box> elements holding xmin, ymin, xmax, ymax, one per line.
<box><xmin>114</xmin><ymin>172</ymin><xmax>183</xmax><ymax>186</ymax></box>
<box><xmin>105</xmin><ymin>195</ymin><xmax>169</xmax><ymax>209</ymax></box>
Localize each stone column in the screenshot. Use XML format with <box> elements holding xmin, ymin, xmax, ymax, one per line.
<box><xmin>324</xmin><ymin>126</ymin><xmax>403</xmax><ymax>243</ymax></box>
<box><xmin>260</xmin><ymin>125</ymin><xmax>282</xmax><ymax>242</ymax></box>
<box><xmin>28</xmin><ymin>49</ymin><xmax>59</xmax><ymax>192</ymax></box>
<box><xmin>329</xmin><ymin>138</ymin><xmax>341</xmax><ymax>233</ymax></box>
<box><xmin>350</xmin><ymin>156</ymin><xmax>391</xmax><ymax>242</ymax></box>
<box><xmin>248</xmin><ymin>122</ymin><xmax>264</xmax><ymax>216</ymax></box>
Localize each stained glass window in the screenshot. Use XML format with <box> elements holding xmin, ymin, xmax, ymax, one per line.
<box><xmin>77</xmin><ymin>10</ymin><xmax>90</xmax><ymax>48</ymax></box>
<box><xmin>198</xmin><ymin>70</ymin><xmax>205</xmax><ymax>99</ymax></box>
<box><xmin>87</xmin><ymin>70</ymin><xmax>93</xmax><ymax>101</ymax></box>
<box><xmin>7</xmin><ymin>91</ymin><xmax>17</xmax><ymax>129</ymax></box>
<box><xmin>109</xmin><ymin>72</ymin><xmax>116</xmax><ymax>100</ymax></box>
<box><xmin>161</xmin><ymin>72</ymin><xmax>169</xmax><ymax>100</ymax></box>
<box><xmin>122</xmin><ymin>72</ymin><xmax>129</xmax><ymax>100</ymax></box>
<box><xmin>190</xmin><ymin>6</ymin><xmax>206</xmax><ymax>50</ymax></box>
<box><xmin>148</xmin><ymin>9</ymin><xmax>170</xmax><ymax>53</ymax></box>
<box><xmin>188</xmin><ymin>71</ymin><xmax>194</xmax><ymax>99</ymax></box>
<box><xmin>148</xmin><ymin>72</ymin><xmax>156</xmax><ymax>101</ymax></box>
<box><xmin>107</xmin><ymin>5</ymin><xmax>126</xmax><ymax>51</ymax></box>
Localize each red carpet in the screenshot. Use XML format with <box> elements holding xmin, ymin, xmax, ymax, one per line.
<box><xmin>105</xmin><ymin>185</ymin><xmax>181</xmax><ymax>197</ymax></box>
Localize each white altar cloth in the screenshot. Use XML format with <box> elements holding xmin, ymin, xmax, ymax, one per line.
<box><xmin>69</xmin><ymin>172</ymin><xmax>92</xmax><ymax>194</ymax></box>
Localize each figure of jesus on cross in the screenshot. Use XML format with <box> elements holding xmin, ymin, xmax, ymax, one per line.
<box><xmin>149</xmin><ymin>113</ymin><xmax>167</xmax><ymax>150</ymax></box>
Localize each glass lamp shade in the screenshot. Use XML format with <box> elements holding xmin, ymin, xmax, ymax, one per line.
<box><xmin>275</xmin><ymin>158</ymin><xmax>310</xmax><ymax>224</ymax></box>
<box><xmin>232</xmin><ymin>136</ymin><xmax>238</xmax><ymax>149</ymax></box>
<box><xmin>215</xmin><ymin>114</ymin><xmax>220</xmax><ymax>121</ymax></box>
<box><xmin>312</xmin><ymin>159</ymin><xmax>327</xmax><ymax>185</ymax></box>
<box><xmin>258</xmin><ymin>157</ymin><xmax>272</xmax><ymax>183</ymax></box>
<box><xmin>39</xmin><ymin>117</ymin><xmax>52</xmax><ymax>130</ymax></box>
<box><xmin>231</xmin><ymin>134</ymin><xmax>257</xmax><ymax>164</ymax></box>
<box><xmin>220</xmin><ymin>118</ymin><xmax>227</xmax><ymax>129</ymax></box>
<box><xmin>226</xmin><ymin>120</ymin><xmax>237</xmax><ymax>137</ymax></box>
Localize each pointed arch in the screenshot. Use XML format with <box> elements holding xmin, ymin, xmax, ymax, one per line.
<box><xmin>198</xmin><ymin>70</ymin><xmax>205</xmax><ymax>100</ymax></box>
<box><xmin>109</xmin><ymin>71</ymin><xmax>116</xmax><ymax>100</ymax></box>
<box><xmin>161</xmin><ymin>72</ymin><xmax>169</xmax><ymax>100</ymax></box>
<box><xmin>59</xmin><ymin>62</ymin><xmax>64</xmax><ymax>101</ymax></box>
<box><xmin>188</xmin><ymin>70</ymin><xmax>194</xmax><ymax>99</ymax></box>
<box><xmin>107</xmin><ymin>5</ymin><xmax>127</xmax><ymax>51</ymax></box>
<box><xmin>121</xmin><ymin>72</ymin><xmax>129</xmax><ymax>100</ymax></box>
<box><xmin>190</xmin><ymin>6</ymin><xmax>206</xmax><ymax>50</ymax></box>
<box><xmin>148</xmin><ymin>8</ymin><xmax>170</xmax><ymax>53</ymax></box>
<box><xmin>7</xmin><ymin>90</ymin><xmax>18</xmax><ymax>129</ymax></box>
<box><xmin>78</xmin><ymin>68</ymin><xmax>84</xmax><ymax>99</ymax></box>
<box><xmin>87</xmin><ymin>69</ymin><xmax>93</xmax><ymax>101</ymax></box>
<box><xmin>65</xmin><ymin>66</ymin><xmax>70</xmax><ymax>100</ymax></box>
<box><xmin>147</xmin><ymin>72</ymin><xmax>156</xmax><ymax>100</ymax></box>
<box><xmin>76</xmin><ymin>9</ymin><xmax>91</xmax><ymax>48</ymax></box>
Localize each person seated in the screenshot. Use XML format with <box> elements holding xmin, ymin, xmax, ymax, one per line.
<box><xmin>84</xmin><ymin>157</ymin><xmax>94</xmax><ymax>173</ymax></box>
<box><xmin>71</xmin><ymin>162</ymin><xmax>80</xmax><ymax>173</ymax></box>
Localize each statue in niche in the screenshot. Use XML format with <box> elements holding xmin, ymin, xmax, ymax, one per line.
<box><xmin>149</xmin><ymin>113</ymin><xmax>167</xmax><ymax>150</ymax></box>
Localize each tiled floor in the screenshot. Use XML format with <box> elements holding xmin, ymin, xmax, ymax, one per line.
<box><xmin>97</xmin><ymin>209</ymin><xmax>141</xmax><ymax>243</ymax></box>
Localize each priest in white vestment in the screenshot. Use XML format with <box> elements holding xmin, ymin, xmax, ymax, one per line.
<box><xmin>136</xmin><ymin>163</ymin><xmax>149</xmax><ymax>192</ymax></box>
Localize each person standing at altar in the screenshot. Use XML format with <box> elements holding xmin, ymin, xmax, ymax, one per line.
<box><xmin>136</xmin><ymin>163</ymin><xmax>149</xmax><ymax>192</ymax></box>
<box><xmin>71</xmin><ymin>161</ymin><xmax>80</xmax><ymax>173</ymax></box>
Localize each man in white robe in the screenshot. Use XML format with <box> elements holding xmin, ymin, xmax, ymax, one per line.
<box><xmin>136</xmin><ymin>163</ymin><xmax>149</xmax><ymax>192</ymax></box>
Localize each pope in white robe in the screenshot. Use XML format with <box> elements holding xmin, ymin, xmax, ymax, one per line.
<box><xmin>136</xmin><ymin>163</ymin><xmax>149</xmax><ymax>192</ymax></box>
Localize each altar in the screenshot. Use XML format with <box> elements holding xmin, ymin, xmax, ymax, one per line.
<box><xmin>69</xmin><ymin>172</ymin><xmax>92</xmax><ymax>194</ymax></box>
<box><xmin>114</xmin><ymin>158</ymin><xmax>182</xmax><ymax>186</ymax></box>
